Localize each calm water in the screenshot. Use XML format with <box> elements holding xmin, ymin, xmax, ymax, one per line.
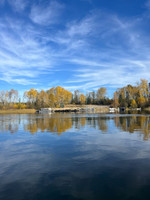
<box><xmin>0</xmin><ymin>113</ymin><xmax>150</xmax><ymax>200</ymax></box>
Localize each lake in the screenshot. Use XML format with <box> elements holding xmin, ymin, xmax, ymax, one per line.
<box><xmin>0</xmin><ymin>113</ymin><xmax>150</xmax><ymax>200</ymax></box>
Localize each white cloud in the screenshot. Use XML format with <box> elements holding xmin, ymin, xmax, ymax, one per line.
<box><xmin>0</xmin><ymin>17</ymin><xmax>55</xmax><ymax>86</ymax></box>
<box><xmin>67</xmin><ymin>14</ymin><xmax>96</xmax><ymax>37</ymax></box>
<box><xmin>65</xmin><ymin>57</ymin><xmax>150</xmax><ymax>91</ymax></box>
<box><xmin>0</xmin><ymin>76</ymin><xmax>36</xmax><ymax>85</ymax></box>
<box><xmin>56</xmin><ymin>11</ymin><xmax>150</xmax><ymax>92</ymax></box>
<box><xmin>0</xmin><ymin>3</ymin><xmax>150</xmax><ymax>94</ymax></box>
<box><xmin>8</xmin><ymin>0</ymin><xmax>28</xmax><ymax>11</ymax></box>
<box><xmin>30</xmin><ymin>1</ymin><xmax>64</xmax><ymax>25</ymax></box>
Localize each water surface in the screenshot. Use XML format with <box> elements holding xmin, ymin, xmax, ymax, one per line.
<box><xmin>0</xmin><ymin>113</ymin><xmax>150</xmax><ymax>200</ymax></box>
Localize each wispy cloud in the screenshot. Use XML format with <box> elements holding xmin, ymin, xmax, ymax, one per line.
<box><xmin>59</xmin><ymin>11</ymin><xmax>150</xmax><ymax>92</ymax></box>
<box><xmin>8</xmin><ymin>0</ymin><xmax>28</xmax><ymax>11</ymax></box>
<box><xmin>30</xmin><ymin>1</ymin><xmax>64</xmax><ymax>25</ymax></box>
<box><xmin>0</xmin><ymin>1</ymin><xmax>150</xmax><ymax>94</ymax></box>
<box><xmin>66</xmin><ymin>58</ymin><xmax>150</xmax><ymax>90</ymax></box>
<box><xmin>0</xmin><ymin>16</ymin><xmax>55</xmax><ymax>85</ymax></box>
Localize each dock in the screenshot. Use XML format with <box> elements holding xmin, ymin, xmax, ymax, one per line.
<box><xmin>38</xmin><ymin>105</ymin><xmax>110</xmax><ymax>113</ymax></box>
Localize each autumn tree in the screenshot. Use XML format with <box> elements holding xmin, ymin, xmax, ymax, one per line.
<box><xmin>24</xmin><ymin>89</ymin><xmax>38</xmax><ymax>103</ymax></box>
<box><xmin>131</xmin><ymin>99</ymin><xmax>137</xmax><ymax>108</ymax></box>
<box><xmin>113</xmin><ymin>79</ymin><xmax>150</xmax><ymax>108</ymax></box>
<box><xmin>79</xmin><ymin>94</ymin><xmax>86</xmax><ymax>104</ymax></box>
<box><xmin>24</xmin><ymin>89</ymin><xmax>38</xmax><ymax>108</ymax></box>
<box><xmin>48</xmin><ymin>93</ymin><xmax>55</xmax><ymax>107</ymax></box>
<box><xmin>36</xmin><ymin>90</ymin><xmax>49</xmax><ymax>109</ymax></box>
<box><xmin>96</xmin><ymin>87</ymin><xmax>107</xmax><ymax>104</ymax></box>
<box><xmin>112</xmin><ymin>91</ymin><xmax>119</xmax><ymax>108</ymax></box>
<box><xmin>137</xmin><ymin>79</ymin><xmax>149</xmax><ymax>107</ymax></box>
<box><xmin>47</xmin><ymin>86</ymin><xmax>72</xmax><ymax>107</ymax></box>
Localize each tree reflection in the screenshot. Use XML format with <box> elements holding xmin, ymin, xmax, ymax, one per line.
<box><xmin>0</xmin><ymin>114</ymin><xmax>150</xmax><ymax>140</ymax></box>
<box><xmin>24</xmin><ymin>115</ymin><xmax>108</xmax><ymax>134</ymax></box>
<box><xmin>0</xmin><ymin>115</ymin><xmax>19</xmax><ymax>133</ymax></box>
<box><xmin>24</xmin><ymin>116</ymin><xmax>73</xmax><ymax>135</ymax></box>
<box><xmin>114</xmin><ymin>116</ymin><xmax>150</xmax><ymax>140</ymax></box>
<box><xmin>97</xmin><ymin>118</ymin><xmax>107</xmax><ymax>133</ymax></box>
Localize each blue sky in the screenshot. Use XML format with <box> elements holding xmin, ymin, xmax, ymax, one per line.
<box><xmin>0</xmin><ymin>0</ymin><xmax>150</xmax><ymax>97</ymax></box>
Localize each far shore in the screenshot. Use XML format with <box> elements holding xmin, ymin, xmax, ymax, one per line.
<box><xmin>0</xmin><ymin>109</ymin><xmax>36</xmax><ymax>114</ymax></box>
<box><xmin>143</xmin><ymin>107</ymin><xmax>150</xmax><ymax>111</ymax></box>
<box><xmin>0</xmin><ymin>105</ymin><xmax>109</xmax><ymax>114</ymax></box>
<box><xmin>0</xmin><ymin>105</ymin><xmax>149</xmax><ymax>114</ymax></box>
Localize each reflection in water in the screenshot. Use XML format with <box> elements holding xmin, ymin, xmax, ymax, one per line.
<box><xmin>0</xmin><ymin>114</ymin><xmax>150</xmax><ymax>140</ymax></box>
<box><xmin>115</xmin><ymin>116</ymin><xmax>150</xmax><ymax>140</ymax></box>
<box><xmin>24</xmin><ymin>117</ymin><xmax>73</xmax><ymax>135</ymax></box>
<box><xmin>1</xmin><ymin>114</ymin><xmax>150</xmax><ymax>200</ymax></box>
<box><xmin>0</xmin><ymin>115</ymin><xmax>20</xmax><ymax>133</ymax></box>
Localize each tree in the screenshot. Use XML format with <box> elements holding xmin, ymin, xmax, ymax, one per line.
<box><xmin>90</xmin><ymin>91</ymin><xmax>96</xmax><ymax>104</ymax></box>
<box><xmin>96</xmin><ymin>87</ymin><xmax>107</xmax><ymax>104</ymax></box>
<box><xmin>118</xmin><ymin>88</ymin><xmax>128</xmax><ymax>107</ymax></box>
<box><xmin>8</xmin><ymin>89</ymin><xmax>18</xmax><ymax>103</ymax></box>
<box><xmin>36</xmin><ymin>90</ymin><xmax>49</xmax><ymax>108</ymax></box>
<box><xmin>48</xmin><ymin>93</ymin><xmax>55</xmax><ymax>107</ymax></box>
<box><xmin>79</xmin><ymin>94</ymin><xmax>86</xmax><ymax>104</ymax></box>
<box><xmin>47</xmin><ymin>86</ymin><xmax>72</xmax><ymax>107</ymax></box>
<box><xmin>131</xmin><ymin>99</ymin><xmax>137</xmax><ymax>108</ymax></box>
<box><xmin>24</xmin><ymin>89</ymin><xmax>38</xmax><ymax>108</ymax></box>
<box><xmin>86</xmin><ymin>93</ymin><xmax>91</xmax><ymax>104</ymax></box>
<box><xmin>0</xmin><ymin>91</ymin><xmax>6</xmax><ymax>105</ymax></box>
<box><xmin>137</xmin><ymin>96</ymin><xmax>146</xmax><ymax>107</ymax></box>
<box><xmin>113</xmin><ymin>91</ymin><xmax>119</xmax><ymax>108</ymax></box>
<box><xmin>113</xmin><ymin>79</ymin><xmax>150</xmax><ymax>108</ymax></box>
<box><xmin>137</xmin><ymin>79</ymin><xmax>149</xmax><ymax>107</ymax></box>
<box><xmin>74</xmin><ymin>90</ymin><xmax>80</xmax><ymax>104</ymax></box>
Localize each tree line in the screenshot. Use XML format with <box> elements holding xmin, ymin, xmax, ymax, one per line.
<box><xmin>112</xmin><ymin>79</ymin><xmax>150</xmax><ymax>108</ymax></box>
<box><xmin>0</xmin><ymin>79</ymin><xmax>149</xmax><ymax>109</ymax></box>
<box><xmin>0</xmin><ymin>86</ymin><xmax>111</xmax><ymax>109</ymax></box>
<box><xmin>23</xmin><ymin>86</ymin><xmax>111</xmax><ymax>109</ymax></box>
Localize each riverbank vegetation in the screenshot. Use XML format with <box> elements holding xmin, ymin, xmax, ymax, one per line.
<box><xmin>113</xmin><ymin>79</ymin><xmax>150</xmax><ymax>108</ymax></box>
<box><xmin>0</xmin><ymin>109</ymin><xmax>36</xmax><ymax>114</ymax></box>
<box><xmin>0</xmin><ymin>79</ymin><xmax>149</xmax><ymax>110</ymax></box>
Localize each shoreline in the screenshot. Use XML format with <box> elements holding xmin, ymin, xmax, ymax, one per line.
<box><xmin>0</xmin><ymin>109</ymin><xmax>36</xmax><ymax>114</ymax></box>
<box><xmin>0</xmin><ymin>106</ymin><xmax>149</xmax><ymax>114</ymax></box>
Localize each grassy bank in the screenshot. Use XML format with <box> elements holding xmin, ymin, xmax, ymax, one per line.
<box><xmin>143</xmin><ymin>107</ymin><xmax>150</xmax><ymax>111</ymax></box>
<box><xmin>0</xmin><ymin>109</ymin><xmax>36</xmax><ymax>114</ymax></box>
<box><xmin>0</xmin><ymin>105</ymin><xmax>110</xmax><ymax>114</ymax></box>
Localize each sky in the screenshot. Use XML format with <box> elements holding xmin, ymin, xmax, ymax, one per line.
<box><xmin>0</xmin><ymin>0</ymin><xmax>150</xmax><ymax>97</ymax></box>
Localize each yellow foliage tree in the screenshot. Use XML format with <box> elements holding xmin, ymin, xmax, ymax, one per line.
<box><xmin>131</xmin><ymin>99</ymin><xmax>137</xmax><ymax>108</ymax></box>
<box><xmin>47</xmin><ymin>86</ymin><xmax>72</xmax><ymax>107</ymax></box>
<box><xmin>24</xmin><ymin>89</ymin><xmax>38</xmax><ymax>103</ymax></box>
<box><xmin>79</xmin><ymin>94</ymin><xmax>86</xmax><ymax>104</ymax></box>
